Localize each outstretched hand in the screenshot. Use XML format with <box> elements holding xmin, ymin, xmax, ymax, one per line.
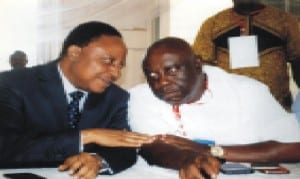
<box><xmin>155</xmin><ymin>134</ymin><xmax>221</xmax><ymax>178</ymax></box>
<box><xmin>157</xmin><ymin>134</ymin><xmax>210</xmax><ymax>155</ymax></box>
<box><xmin>82</xmin><ymin>129</ymin><xmax>155</xmax><ymax>147</ymax></box>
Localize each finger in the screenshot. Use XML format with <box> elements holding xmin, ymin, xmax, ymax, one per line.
<box><xmin>58</xmin><ymin>163</ymin><xmax>68</xmax><ymax>171</ymax></box>
<box><xmin>124</xmin><ymin>131</ymin><xmax>155</xmax><ymax>142</ymax></box>
<box><xmin>111</xmin><ymin>138</ymin><xmax>144</xmax><ymax>147</ymax></box>
<box><xmin>179</xmin><ymin>168</ymin><xmax>186</xmax><ymax>179</ymax></box>
<box><xmin>162</xmin><ymin>135</ymin><xmax>184</xmax><ymax>144</ymax></box>
<box><xmin>186</xmin><ymin>165</ymin><xmax>204</xmax><ymax>179</ymax></box>
<box><xmin>58</xmin><ymin>156</ymin><xmax>77</xmax><ymax>171</ymax></box>
<box><xmin>123</xmin><ymin>136</ymin><xmax>153</xmax><ymax>145</ymax></box>
<box><xmin>94</xmin><ymin>131</ymin><xmax>154</xmax><ymax>147</ymax></box>
<box><xmin>109</xmin><ymin>131</ymin><xmax>154</xmax><ymax>145</ymax></box>
<box><xmin>198</xmin><ymin>156</ymin><xmax>221</xmax><ymax>179</ymax></box>
<box><xmin>110</xmin><ymin>135</ymin><xmax>153</xmax><ymax>147</ymax></box>
<box><xmin>75</xmin><ymin>155</ymin><xmax>100</xmax><ymax>179</ymax></box>
<box><xmin>156</xmin><ymin>134</ymin><xmax>166</xmax><ymax>141</ymax></box>
<box><xmin>68</xmin><ymin>160</ymin><xmax>83</xmax><ymax>175</ymax></box>
<box><xmin>211</xmin><ymin>158</ymin><xmax>221</xmax><ymax>173</ymax></box>
<box><xmin>74</xmin><ymin>164</ymin><xmax>89</xmax><ymax>179</ymax></box>
<box><xmin>77</xmin><ymin>168</ymin><xmax>97</xmax><ymax>179</ymax></box>
<box><xmin>126</xmin><ymin>136</ymin><xmax>155</xmax><ymax>145</ymax></box>
<box><xmin>127</xmin><ymin>131</ymin><xmax>152</xmax><ymax>137</ymax></box>
<box><xmin>201</xmin><ymin>162</ymin><xmax>218</xmax><ymax>179</ymax></box>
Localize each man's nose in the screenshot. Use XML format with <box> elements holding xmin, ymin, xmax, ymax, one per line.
<box><xmin>158</xmin><ymin>73</ymin><xmax>170</xmax><ymax>86</ymax></box>
<box><xmin>109</xmin><ymin>65</ymin><xmax>122</xmax><ymax>81</ymax></box>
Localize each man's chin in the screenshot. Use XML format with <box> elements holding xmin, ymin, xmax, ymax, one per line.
<box><xmin>163</xmin><ymin>97</ymin><xmax>183</xmax><ymax>105</ymax></box>
<box><xmin>90</xmin><ymin>84</ymin><xmax>111</xmax><ymax>93</ymax></box>
<box><xmin>155</xmin><ymin>93</ymin><xmax>183</xmax><ymax>105</ymax></box>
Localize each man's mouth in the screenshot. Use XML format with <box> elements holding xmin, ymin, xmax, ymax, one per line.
<box><xmin>99</xmin><ymin>77</ymin><xmax>112</xmax><ymax>86</ymax></box>
<box><xmin>161</xmin><ymin>90</ymin><xmax>182</xmax><ymax>103</ymax></box>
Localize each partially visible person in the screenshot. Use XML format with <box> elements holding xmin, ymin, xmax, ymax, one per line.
<box><xmin>128</xmin><ymin>37</ymin><xmax>300</xmax><ymax>179</ymax></box>
<box><xmin>9</xmin><ymin>50</ymin><xmax>28</xmax><ymax>69</ymax></box>
<box><xmin>0</xmin><ymin>21</ymin><xmax>154</xmax><ymax>179</ymax></box>
<box><xmin>292</xmin><ymin>92</ymin><xmax>300</xmax><ymax>121</ymax></box>
<box><xmin>193</xmin><ymin>0</ymin><xmax>300</xmax><ymax>110</ymax></box>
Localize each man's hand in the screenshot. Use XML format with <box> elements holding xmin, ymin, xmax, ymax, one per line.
<box><xmin>180</xmin><ymin>154</ymin><xmax>220</xmax><ymax>179</ymax></box>
<box><xmin>58</xmin><ymin>152</ymin><xmax>101</xmax><ymax>179</ymax></box>
<box><xmin>158</xmin><ymin>134</ymin><xmax>210</xmax><ymax>155</ymax></box>
<box><xmin>82</xmin><ymin>129</ymin><xmax>155</xmax><ymax>147</ymax></box>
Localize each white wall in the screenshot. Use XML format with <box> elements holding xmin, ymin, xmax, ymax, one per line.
<box><xmin>160</xmin><ymin>0</ymin><xmax>233</xmax><ymax>43</ymax></box>
<box><xmin>119</xmin><ymin>0</ymin><xmax>234</xmax><ymax>88</ymax></box>
<box><xmin>116</xmin><ymin>29</ymin><xmax>152</xmax><ymax>89</ymax></box>
<box><xmin>0</xmin><ymin>0</ymin><xmax>38</xmax><ymax>71</ymax></box>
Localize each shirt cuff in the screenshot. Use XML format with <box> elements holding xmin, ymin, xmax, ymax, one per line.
<box><xmin>90</xmin><ymin>153</ymin><xmax>114</xmax><ymax>175</ymax></box>
<box><xmin>80</xmin><ymin>134</ymin><xmax>113</xmax><ymax>175</ymax></box>
<box><xmin>99</xmin><ymin>158</ymin><xmax>114</xmax><ymax>175</ymax></box>
<box><xmin>80</xmin><ymin>133</ymin><xmax>84</xmax><ymax>152</ymax></box>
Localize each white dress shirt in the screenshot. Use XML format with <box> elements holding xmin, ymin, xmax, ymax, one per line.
<box><xmin>57</xmin><ymin>65</ymin><xmax>88</xmax><ymax>110</ymax></box>
<box><xmin>57</xmin><ymin>64</ymin><xmax>88</xmax><ymax>152</ymax></box>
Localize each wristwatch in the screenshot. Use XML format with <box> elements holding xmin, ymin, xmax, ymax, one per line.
<box><xmin>210</xmin><ymin>146</ymin><xmax>224</xmax><ymax>158</ymax></box>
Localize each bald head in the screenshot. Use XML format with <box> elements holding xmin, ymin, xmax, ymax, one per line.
<box><xmin>143</xmin><ymin>37</ymin><xmax>196</xmax><ymax>74</ymax></box>
<box><xmin>142</xmin><ymin>37</ymin><xmax>205</xmax><ymax>105</ymax></box>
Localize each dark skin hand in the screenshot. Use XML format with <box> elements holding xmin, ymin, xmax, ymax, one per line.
<box><xmin>141</xmin><ymin>137</ymin><xmax>220</xmax><ymax>179</ymax></box>
<box><xmin>158</xmin><ymin>134</ymin><xmax>210</xmax><ymax>154</ymax></box>
<box><xmin>156</xmin><ymin>135</ymin><xmax>220</xmax><ymax>178</ymax></box>
<box><xmin>179</xmin><ymin>154</ymin><xmax>220</xmax><ymax>179</ymax></box>
<box><xmin>58</xmin><ymin>130</ymin><xmax>155</xmax><ymax>179</ymax></box>
<box><xmin>58</xmin><ymin>152</ymin><xmax>101</xmax><ymax>179</ymax></box>
<box><xmin>81</xmin><ymin>129</ymin><xmax>155</xmax><ymax>147</ymax></box>
<box><xmin>152</xmin><ymin>135</ymin><xmax>300</xmax><ymax>178</ymax></box>
<box><xmin>57</xmin><ymin>130</ymin><xmax>155</xmax><ymax>179</ymax></box>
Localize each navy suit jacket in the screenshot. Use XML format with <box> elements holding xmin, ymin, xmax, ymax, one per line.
<box><xmin>0</xmin><ymin>60</ymin><xmax>136</xmax><ymax>174</ymax></box>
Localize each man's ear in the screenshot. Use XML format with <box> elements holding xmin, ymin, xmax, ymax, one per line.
<box><xmin>66</xmin><ymin>45</ymin><xmax>82</xmax><ymax>60</ymax></box>
<box><xmin>194</xmin><ymin>54</ymin><xmax>203</xmax><ymax>72</ymax></box>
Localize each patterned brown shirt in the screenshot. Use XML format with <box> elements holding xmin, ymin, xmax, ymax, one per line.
<box><xmin>193</xmin><ymin>5</ymin><xmax>300</xmax><ymax>110</ymax></box>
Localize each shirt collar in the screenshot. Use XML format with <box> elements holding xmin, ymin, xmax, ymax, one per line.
<box><xmin>188</xmin><ymin>88</ymin><xmax>213</xmax><ymax>105</ymax></box>
<box><xmin>57</xmin><ymin>63</ymin><xmax>88</xmax><ymax>96</ymax></box>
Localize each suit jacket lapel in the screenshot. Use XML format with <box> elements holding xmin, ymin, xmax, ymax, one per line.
<box><xmin>36</xmin><ymin>60</ymin><xmax>69</xmax><ymax>130</ymax></box>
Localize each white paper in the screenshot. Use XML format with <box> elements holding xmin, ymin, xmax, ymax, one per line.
<box><xmin>228</xmin><ymin>35</ymin><xmax>259</xmax><ymax>69</ymax></box>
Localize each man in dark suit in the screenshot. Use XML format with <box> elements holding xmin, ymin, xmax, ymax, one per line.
<box><xmin>0</xmin><ymin>21</ymin><xmax>153</xmax><ymax>179</ymax></box>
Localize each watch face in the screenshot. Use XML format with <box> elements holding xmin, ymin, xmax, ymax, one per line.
<box><xmin>211</xmin><ymin>146</ymin><xmax>224</xmax><ymax>157</ymax></box>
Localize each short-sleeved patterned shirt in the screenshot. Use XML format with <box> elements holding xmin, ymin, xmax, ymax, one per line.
<box><xmin>193</xmin><ymin>5</ymin><xmax>300</xmax><ymax>110</ymax></box>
